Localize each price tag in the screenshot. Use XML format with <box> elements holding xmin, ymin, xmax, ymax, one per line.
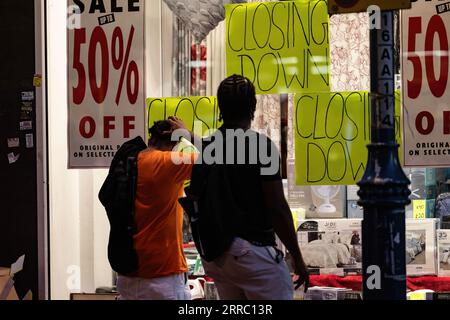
<box><xmin>413</xmin><ymin>200</ymin><xmax>426</xmax><ymax>219</ymax></box>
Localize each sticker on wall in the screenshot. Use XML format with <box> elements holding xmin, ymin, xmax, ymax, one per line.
<box><xmin>7</xmin><ymin>153</ymin><xmax>20</xmax><ymax>164</ymax></box>
<box><xmin>7</xmin><ymin>138</ymin><xmax>20</xmax><ymax>148</ymax></box>
<box><xmin>33</xmin><ymin>74</ymin><xmax>42</xmax><ymax>88</ymax></box>
<box><xmin>20</xmin><ymin>102</ymin><xmax>33</xmax><ymax>120</ymax></box>
<box><xmin>25</xmin><ymin>134</ymin><xmax>34</xmax><ymax>149</ymax></box>
<box><xmin>19</xmin><ymin>121</ymin><xmax>32</xmax><ymax>131</ymax></box>
<box><xmin>21</xmin><ymin>91</ymin><xmax>34</xmax><ymax>102</ymax></box>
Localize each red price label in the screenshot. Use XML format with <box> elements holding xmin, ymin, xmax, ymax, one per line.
<box><xmin>72</xmin><ymin>25</ymin><xmax>139</xmax><ymax>106</ymax></box>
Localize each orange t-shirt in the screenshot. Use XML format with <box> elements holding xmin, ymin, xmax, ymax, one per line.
<box><xmin>133</xmin><ymin>149</ymin><xmax>196</xmax><ymax>279</ymax></box>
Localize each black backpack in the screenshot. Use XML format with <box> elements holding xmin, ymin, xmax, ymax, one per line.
<box><xmin>98</xmin><ymin>136</ymin><xmax>147</xmax><ymax>275</ymax></box>
<box><xmin>436</xmin><ymin>193</ymin><xmax>450</xmax><ymax>229</ymax></box>
<box><xmin>180</xmin><ymin>162</ymin><xmax>244</xmax><ymax>262</ymax></box>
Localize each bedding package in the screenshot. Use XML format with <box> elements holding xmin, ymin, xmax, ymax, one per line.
<box><xmin>406</xmin><ymin>219</ymin><xmax>438</xmax><ymax>276</ymax></box>
<box><xmin>297</xmin><ymin>219</ymin><xmax>362</xmax><ymax>275</ymax></box>
<box><xmin>437</xmin><ymin>229</ymin><xmax>450</xmax><ymax>277</ymax></box>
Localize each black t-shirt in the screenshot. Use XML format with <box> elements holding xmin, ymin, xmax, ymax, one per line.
<box><xmin>197</xmin><ymin>126</ymin><xmax>281</xmax><ymax>246</ymax></box>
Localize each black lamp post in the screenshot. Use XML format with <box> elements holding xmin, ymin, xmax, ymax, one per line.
<box><xmin>358</xmin><ymin>10</ymin><xmax>411</xmax><ymax>300</ymax></box>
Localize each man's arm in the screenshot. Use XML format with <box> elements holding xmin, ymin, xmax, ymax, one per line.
<box><xmin>262</xmin><ymin>179</ymin><xmax>309</xmax><ymax>289</ymax></box>
<box><xmin>167</xmin><ymin>116</ymin><xmax>203</xmax><ymax>148</ymax></box>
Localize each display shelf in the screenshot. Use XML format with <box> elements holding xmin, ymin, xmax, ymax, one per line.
<box><xmin>310</xmin><ymin>275</ymin><xmax>450</xmax><ymax>293</ymax></box>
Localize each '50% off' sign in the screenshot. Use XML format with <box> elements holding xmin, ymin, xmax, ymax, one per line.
<box><xmin>72</xmin><ymin>25</ymin><xmax>139</xmax><ymax>106</ymax></box>
<box><xmin>401</xmin><ymin>0</ymin><xmax>450</xmax><ymax>168</ymax></box>
<box><xmin>68</xmin><ymin>1</ymin><xmax>145</xmax><ymax>168</ymax></box>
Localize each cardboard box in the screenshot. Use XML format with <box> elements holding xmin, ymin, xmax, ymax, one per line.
<box><xmin>406</xmin><ymin>219</ymin><xmax>438</xmax><ymax>276</ymax></box>
<box><xmin>438</xmin><ymin>230</ymin><xmax>450</xmax><ymax>277</ymax></box>
<box><xmin>287</xmin><ymin>160</ymin><xmax>346</xmax><ymax>219</ymax></box>
<box><xmin>0</xmin><ymin>255</ymin><xmax>25</xmax><ymax>300</ymax></box>
<box><xmin>297</xmin><ymin>219</ymin><xmax>362</xmax><ymax>275</ymax></box>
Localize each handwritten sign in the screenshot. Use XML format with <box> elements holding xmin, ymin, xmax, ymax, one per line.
<box><xmin>147</xmin><ymin>97</ymin><xmax>221</xmax><ymax>135</ymax></box>
<box><xmin>225</xmin><ymin>0</ymin><xmax>330</xmax><ymax>94</ymax></box>
<box><xmin>413</xmin><ymin>200</ymin><xmax>426</xmax><ymax>219</ymax></box>
<box><xmin>294</xmin><ymin>91</ymin><xmax>402</xmax><ymax>185</ymax></box>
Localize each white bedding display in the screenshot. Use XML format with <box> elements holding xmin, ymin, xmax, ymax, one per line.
<box><xmin>297</xmin><ymin>219</ymin><xmax>362</xmax><ymax>275</ymax></box>
<box><xmin>438</xmin><ymin>230</ymin><xmax>450</xmax><ymax>277</ymax></box>
<box><xmin>406</xmin><ymin>231</ymin><xmax>425</xmax><ymax>264</ymax></box>
<box><xmin>301</xmin><ymin>240</ymin><xmax>353</xmax><ymax>268</ymax></box>
<box><xmin>406</xmin><ymin>219</ymin><xmax>438</xmax><ymax>276</ymax></box>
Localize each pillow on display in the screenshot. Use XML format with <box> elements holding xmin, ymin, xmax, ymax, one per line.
<box><xmin>321</xmin><ymin>232</ymin><xmax>338</xmax><ymax>244</ymax></box>
<box><xmin>163</xmin><ymin>0</ymin><xmax>247</xmax><ymax>42</ymax></box>
<box><xmin>339</xmin><ymin>233</ymin><xmax>353</xmax><ymax>246</ymax></box>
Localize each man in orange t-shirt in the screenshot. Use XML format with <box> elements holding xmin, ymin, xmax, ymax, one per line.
<box><xmin>117</xmin><ymin>118</ymin><xmax>197</xmax><ymax>300</ymax></box>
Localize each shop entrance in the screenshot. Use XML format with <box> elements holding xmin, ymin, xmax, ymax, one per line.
<box><xmin>0</xmin><ymin>0</ymin><xmax>39</xmax><ymax>299</ymax></box>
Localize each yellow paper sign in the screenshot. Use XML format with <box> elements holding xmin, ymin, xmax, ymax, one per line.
<box><xmin>147</xmin><ymin>97</ymin><xmax>221</xmax><ymax>135</ymax></box>
<box><xmin>295</xmin><ymin>91</ymin><xmax>402</xmax><ymax>185</ymax></box>
<box><xmin>407</xmin><ymin>292</ymin><xmax>427</xmax><ymax>300</ymax></box>
<box><xmin>33</xmin><ymin>74</ymin><xmax>42</xmax><ymax>87</ymax></box>
<box><xmin>413</xmin><ymin>200</ymin><xmax>426</xmax><ymax>219</ymax></box>
<box><xmin>225</xmin><ymin>0</ymin><xmax>330</xmax><ymax>94</ymax></box>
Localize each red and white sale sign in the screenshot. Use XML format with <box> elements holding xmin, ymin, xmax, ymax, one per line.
<box><xmin>401</xmin><ymin>0</ymin><xmax>450</xmax><ymax>167</ymax></box>
<box><xmin>68</xmin><ymin>0</ymin><xmax>145</xmax><ymax>168</ymax></box>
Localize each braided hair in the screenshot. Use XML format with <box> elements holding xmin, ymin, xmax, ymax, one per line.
<box><xmin>217</xmin><ymin>74</ymin><xmax>257</xmax><ymax>123</ymax></box>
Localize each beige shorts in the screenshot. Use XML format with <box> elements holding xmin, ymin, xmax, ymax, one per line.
<box><xmin>117</xmin><ymin>273</ymin><xmax>191</xmax><ymax>300</ymax></box>
<box><xmin>202</xmin><ymin>237</ymin><xmax>294</xmax><ymax>300</ymax></box>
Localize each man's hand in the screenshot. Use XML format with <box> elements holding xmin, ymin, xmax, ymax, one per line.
<box><xmin>167</xmin><ymin>116</ymin><xmax>188</xmax><ymax>132</ymax></box>
<box><xmin>261</xmin><ymin>179</ymin><xmax>310</xmax><ymax>293</ymax></box>
<box><xmin>167</xmin><ymin>116</ymin><xmax>203</xmax><ymax>147</ymax></box>
<box><xmin>292</xmin><ymin>258</ymin><xmax>309</xmax><ymax>292</ymax></box>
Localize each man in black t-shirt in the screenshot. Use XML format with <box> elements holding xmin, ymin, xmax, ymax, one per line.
<box><xmin>176</xmin><ymin>75</ymin><xmax>309</xmax><ymax>300</ymax></box>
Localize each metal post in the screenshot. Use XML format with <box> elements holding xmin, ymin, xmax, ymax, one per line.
<box><xmin>358</xmin><ymin>10</ymin><xmax>411</xmax><ymax>300</ymax></box>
